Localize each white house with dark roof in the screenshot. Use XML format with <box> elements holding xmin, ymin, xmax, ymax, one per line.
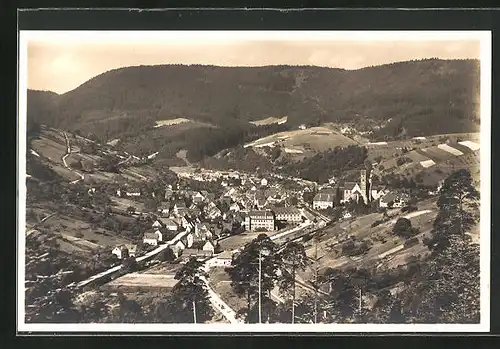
<box><xmin>229</xmin><ymin>202</ymin><xmax>242</xmax><ymax>212</ymax></box>
<box><xmin>143</xmin><ymin>230</ymin><xmax>163</xmax><ymax>246</ymax></box>
<box><xmin>112</xmin><ymin>244</ymin><xmax>137</xmax><ymax>259</ymax></box>
<box><xmin>206</xmin><ymin>205</ymin><xmax>222</xmax><ymax>220</ymax></box>
<box><xmin>176</xmin><ymin>240</ymin><xmax>186</xmax><ymax>250</ymax></box>
<box><xmin>159</xmin><ymin>217</ymin><xmax>178</xmax><ymax>231</ymax></box>
<box><xmin>244</xmin><ymin>210</ymin><xmax>276</xmax><ymax>231</ymax></box>
<box><xmin>152</xmin><ymin>220</ymin><xmax>163</xmax><ymax>229</ymax></box>
<box><xmin>313</xmin><ymin>192</ymin><xmax>335</xmax><ymax>210</ymax></box>
<box><xmin>173</xmin><ymin>201</ymin><xmax>187</xmax><ymax>215</ymax></box>
<box><xmin>192</xmin><ymin>191</ymin><xmax>205</xmax><ymax>203</ymax></box>
<box><xmin>202</xmin><ymin>240</ymin><xmax>216</xmax><ymax>254</ymax></box>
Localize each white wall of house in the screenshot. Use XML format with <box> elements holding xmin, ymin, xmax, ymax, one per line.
<box><xmin>203</xmin><ymin>241</ymin><xmax>215</xmax><ymax>253</ymax></box>
<box><xmin>175</xmin><ymin>241</ymin><xmax>186</xmax><ymax>250</ymax></box>
<box><xmin>313</xmin><ymin>201</ymin><xmax>334</xmax><ymax>210</ymax></box>
<box><xmin>126</xmin><ymin>192</ymin><xmax>141</xmax><ymax>197</ymax></box>
<box><xmin>112</xmin><ymin>247</ymin><xmax>122</xmax><ymax>259</ymax></box>
<box><xmin>247</xmin><ymin>217</ymin><xmax>275</xmax><ymax>231</ymax></box>
<box><xmin>186</xmin><ymin>234</ymin><xmax>194</xmax><ymax>248</ymax></box>
<box><xmin>276</xmin><ymin>213</ymin><xmax>302</xmax><ymax>222</ymax></box>
<box><xmin>210</xmin><ymin>258</ymin><xmax>232</xmax><ymax>267</ymax></box>
<box><xmin>154</xmin><ymin>230</ymin><xmax>163</xmax><ymax>242</ymax></box>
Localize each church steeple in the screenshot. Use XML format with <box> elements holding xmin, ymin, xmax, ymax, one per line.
<box><xmin>360</xmin><ymin>169</ymin><xmax>367</xmax><ymax>204</ymax></box>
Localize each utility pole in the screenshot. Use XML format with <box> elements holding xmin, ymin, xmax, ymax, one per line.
<box><xmin>193</xmin><ymin>300</ymin><xmax>197</xmax><ymax>324</ymax></box>
<box><xmin>313</xmin><ymin>237</ymin><xmax>318</xmax><ymax>324</ymax></box>
<box><xmin>258</xmin><ymin>249</ymin><xmax>262</xmax><ymax>324</ymax></box>
<box><xmin>358</xmin><ymin>288</ymin><xmax>362</xmax><ymax>314</ymax></box>
<box><xmin>291</xmin><ymin>262</ymin><xmax>295</xmax><ymax>324</ymax></box>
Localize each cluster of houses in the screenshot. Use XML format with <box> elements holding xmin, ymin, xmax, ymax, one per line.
<box><xmin>312</xmin><ymin>169</ymin><xmax>408</xmax><ymax>210</ymax></box>
<box><xmin>109</xmin><ymin>164</ymin><xmax>423</xmax><ymax>267</ymax></box>
<box><xmin>110</xmin><ymin>181</ymin><xmax>308</xmax><ymax>261</ymax></box>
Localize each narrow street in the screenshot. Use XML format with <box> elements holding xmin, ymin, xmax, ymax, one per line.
<box><xmin>201</xmin><ymin>258</ymin><xmax>243</xmax><ymax>324</ymax></box>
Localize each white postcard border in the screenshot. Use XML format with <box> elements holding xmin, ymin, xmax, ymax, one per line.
<box><xmin>17</xmin><ymin>30</ymin><xmax>492</xmax><ymax>333</ymax></box>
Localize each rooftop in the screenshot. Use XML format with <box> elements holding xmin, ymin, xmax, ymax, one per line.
<box><xmin>143</xmin><ymin>232</ymin><xmax>158</xmax><ymax>240</ymax></box>
<box><xmin>272</xmin><ymin>206</ymin><xmax>301</xmax><ymax>215</ymax></box>
<box><xmin>182</xmin><ymin>249</ymin><xmax>213</xmax><ymax>257</ymax></box>
<box><xmin>248</xmin><ymin>210</ymin><xmax>275</xmax><ymax>219</ymax></box>
<box><xmin>314</xmin><ymin>193</ymin><xmax>335</xmax><ymax>202</ymax></box>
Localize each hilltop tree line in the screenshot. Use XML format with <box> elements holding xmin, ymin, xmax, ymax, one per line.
<box><xmin>28</xmin><ymin>59</ymin><xmax>479</xmax><ymax>159</ymax></box>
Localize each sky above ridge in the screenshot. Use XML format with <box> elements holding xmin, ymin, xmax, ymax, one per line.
<box><xmin>26</xmin><ymin>33</ymin><xmax>481</xmax><ymax>94</ymax></box>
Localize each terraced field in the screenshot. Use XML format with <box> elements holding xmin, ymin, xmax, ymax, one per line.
<box><xmin>418</xmin><ymin>146</ymin><xmax>457</xmax><ymax>162</ymax></box>
<box><xmin>371</xmin><ymin>132</ymin><xmax>480</xmax><ymax>188</ymax></box>
<box><xmin>298</xmin><ymin>198</ymin><xmax>438</xmax><ymax>282</ymax></box>
<box><xmin>31</xmin><ymin>137</ymin><xmax>66</xmax><ymax>164</ymax></box>
<box><xmin>249</xmin><ymin>116</ymin><xmax>288</xmax><ymax>126</ymax></box>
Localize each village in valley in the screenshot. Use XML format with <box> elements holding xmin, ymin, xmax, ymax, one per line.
<box><xmin>24</xmin><ymin>118</ymin><xmax>481</xmax><ymax>324</ymax></box>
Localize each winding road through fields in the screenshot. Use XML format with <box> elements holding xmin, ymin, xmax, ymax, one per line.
<box><xmin>62</xmin><ymin>132</ymin><xmax>85</xmax><ymax>184</ymax></box>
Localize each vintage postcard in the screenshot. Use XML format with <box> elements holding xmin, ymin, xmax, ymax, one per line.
<box><xmin>18</xmin><ymin>30</ymin><xmax>491</xmax><ymax>333</ymax></box>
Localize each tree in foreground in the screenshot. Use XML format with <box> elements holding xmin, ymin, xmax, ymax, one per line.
<box><xmin>278</xmin><ymin>241</ymin><xmax>309</xmax><ymax>323</ymax></box>
<box><xmin>404</xmin><ymin>169</ymin><xmax>480</xmax><ymax>323</ymax></box>
<box><xmin>226</xmin><ymin>234</ymin><xmax>279</xmax><ymax>323</ymax></box>
<box><xmin>25</xmin><ymin>288</ymin><xmax>81</xmax><ymax>323</ymax></box>
<box><xmin>402</xmin><ymin>235</ymin><xmax>479</xmax><ymax>323</ymax></box>
<box><xmin>170</xmin><ymin>257</ymin><xmax>213</xmax><ymax>323</ymax></box>
<box><xmin>426</xmin><ymin>169</ymin><xmax>479</xmax><ymax>252</ymax></box>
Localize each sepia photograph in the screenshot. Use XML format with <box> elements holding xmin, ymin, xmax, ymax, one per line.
<box><xmin>17</xmin><ymin>30</ymin><xmax>491</xmax><ymax>332</ymax></box>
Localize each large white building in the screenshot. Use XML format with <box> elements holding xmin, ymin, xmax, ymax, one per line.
<box><xmin>244</xmin><ymin>210</ymin><xmax>276</xmax><ymax>231</ymax></box>
<box><xmin>273</xmin><ymin>207</ymin><xmax>302</xmax><ymax>223</ymax></box>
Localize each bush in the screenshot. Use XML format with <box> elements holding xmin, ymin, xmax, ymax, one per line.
<box><xmin>396</xmin><ymin>157</ymin><xmax>412</xmax><ymax>166</ymax></box>
<box><xmin>122</xmin><ymin>257</ymin><xmax>138</xmax><ymax>273</ymax></box>
<box><xmin>302</xmin><ymin>234</ymin><xmax>312</xmax><ymax>243</ymax></box>
<box><xmin>342</xmin><ymin>239</ymin><xmax>370</xmax><ymax>257</ymax></box>
<box><xmin>404</xmin><ymin>236</ymin><xmax>419</xmax><ymax>248</ymax></box>
<box><xmin>392</xmin><ymin>218</ymin><xmax>412</xmax><ymax>237</ymax></box>
<box><xmin>156</xmin><ymin>247</ymin><xmax>176</xmax><ymax>262</ymax></box>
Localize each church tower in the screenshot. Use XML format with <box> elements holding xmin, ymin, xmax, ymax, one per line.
<box><xmin>360</xmin><ymin>169</ymin><xmax>368</xmax><ymax>204</ymax></box>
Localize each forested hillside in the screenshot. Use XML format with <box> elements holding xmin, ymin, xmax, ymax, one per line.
<box><xmin>28</xmin><ymin>59</ymin><xmax>479</xmax><ymax>137</ymax></box>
